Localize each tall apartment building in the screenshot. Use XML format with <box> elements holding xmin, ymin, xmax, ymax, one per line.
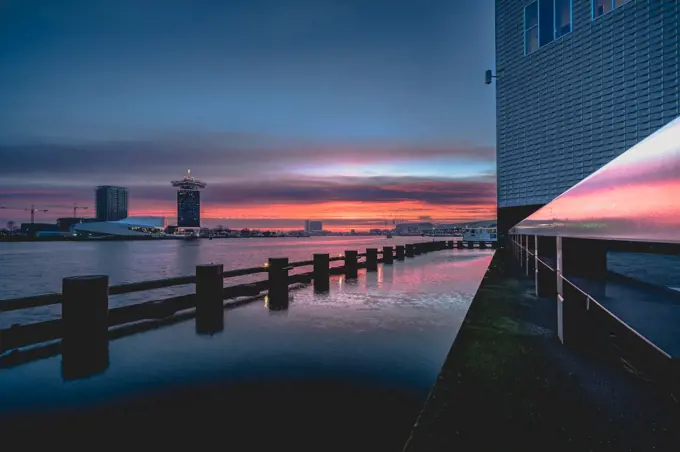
<box><xmin>495</xmin><ymin>0</ymin><xmax>679</xmax><ymax>234</ymax></box>
<box><xmin>95</xmin><ymin>186</ymin><xmax>128</xmax><ymax>221</ymax></box>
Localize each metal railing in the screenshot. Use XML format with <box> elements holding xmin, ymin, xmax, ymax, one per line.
<box><xmin>505</xmin><ymin>116</ymin><xmax>680</xmax><ymax>390</ymax></box>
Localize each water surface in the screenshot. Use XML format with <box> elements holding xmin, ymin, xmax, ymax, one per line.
<box><xmin>0</xmin><ymin>248</ymin><xmax>493</xmax><ymax>451</ymax></box>
<box><xmin>0</xmin><ymin>236</ymin><xmax>446</xmax><ymax>326</ymax></box>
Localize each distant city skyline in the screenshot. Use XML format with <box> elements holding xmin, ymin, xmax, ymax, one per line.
<box><xmin>0</xmin><ymin>0</ymin><xmax>496</xmax><ymax>230</ymax></box>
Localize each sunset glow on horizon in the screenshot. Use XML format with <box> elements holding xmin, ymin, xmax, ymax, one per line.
<box><xmin>0</xmin><ymin>0</ymin><xmax>497</xmax><ymax>229</ymax></box>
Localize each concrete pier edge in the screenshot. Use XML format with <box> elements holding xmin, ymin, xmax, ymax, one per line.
<box><xmin>402</xmin><ymin>249</ymin><xmax>680</xmax><ymax>451</ymax></box>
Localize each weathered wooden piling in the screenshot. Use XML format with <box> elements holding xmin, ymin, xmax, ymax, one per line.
<box><xmin>467</xmin><ymin>241</ymin><xmax>475</xmax><ymax>249</ymax></box>
<box><xmin>313</xmin><ymin>253</ymin><xmax>330</xmax><ymax>293</ymax></box>
<box><xmin>267</xmin><ymin>257</ymin><xmax>289</xmax><ymax>310</ymax></box>
<box><xmin>395</xmin><ymin>245</ymin><xmax>405</xmax><ymax>260</ymax></box>
<box><xmin>195</xmin><ymin>264</ymin><xmax>224</xmax><ymax>335</ymax></box>
<box><xmin>414</xmin><ymin>243</ymin><xmax>422</xmax><ymax>255</ymax></box>
<box><xmin>366</xmin><ymin>248</ymin><xmax>378</xmax><ymax>272</ymax></box>
<box><xmin>383</xmin><ymin>246</ymin><xmax>394</xmax><ymax>264</ymax></box>
<box><xmin>480</xmin><ymin>242</ymin><xmax>488</xmax><ymax>249</ymax></box>
<box><xmin>61</xmin><ymin>275</ymin><xmax>109</xmax><ymax>380</ymax></box>
<box><xmin>457</xmin><ymin>240</ymin><xmax>465</xmax><ymax>249</ymax></box>
<box><xmin>406</xmin><ymin>244</ymin><xmax>415</xmax><ymax>257</ymax></box>
<box><xmin>446</xmin><ymin>240</ymin><xmax>454</xmax><ymax>249</ymax></box>
<box><xmin>345</xmin><ymin>250</ymin><xmax>358</xmax><ymax>278</ymax></box>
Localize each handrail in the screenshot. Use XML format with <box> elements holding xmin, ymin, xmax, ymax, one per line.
<box><xmin>514</xmin><ymin>236</ymin><xmax>675</xmax><ymax>361</ymax></box>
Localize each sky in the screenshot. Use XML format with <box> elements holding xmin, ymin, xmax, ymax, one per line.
<box><xmin>0</xmin><ymin>0</ymin><xmax>496</xmax><ymax>230</ymax></box>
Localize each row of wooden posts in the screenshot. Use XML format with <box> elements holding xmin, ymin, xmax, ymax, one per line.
<box><xmin>1</xmin><ymin>239</ymin><xmax>495</xmax><ymax>378</ymax></box>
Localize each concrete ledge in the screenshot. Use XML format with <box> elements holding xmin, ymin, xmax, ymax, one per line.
<box><xmin>403</xmin><ymin>249</ymin><xmax>680</xmax><ymax>451</ymax></box>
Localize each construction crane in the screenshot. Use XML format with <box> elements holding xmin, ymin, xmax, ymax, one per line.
<box><xmin>26</xmin><ymin>205</ymin><xmax>49</xmax><ymax>224</ymax></box>
<box><xmin>0</xmin><ymin>205</ymin><xmax>49</xmax><ymax>223</ymax></box>
<box><xmin>72</xmin><ymin>204</ymin><xmax>89</xmax><ymax>217</ymax></box>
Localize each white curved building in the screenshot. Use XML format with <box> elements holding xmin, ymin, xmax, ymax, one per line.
<box><xmin>73</xmin><ymin>217</ymin><xmax>167</xmax><ymax>237</ymax></box>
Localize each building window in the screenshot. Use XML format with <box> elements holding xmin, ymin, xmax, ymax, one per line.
<box><xmin>538</xmin><ymin>0</ymin><xmax>555</xmax><ymax>47</ymax></box>
<box><xmin>524</xmin><ymin>2</ymin><xmax>539</xmax><ymax>54</ymax></box>
<box><xmin>555</xmin><ymin>0</ymin><xmax>572</xmax><ymax>38</ymax></box>
<box><xmin>593</xmin><ymin>0</ymin><xmax>630</xmax><ymax>19</ymax></box>
<box><xmin>525</xmin><ymin>0</ymin><xmax>572</xmax><ymax>55</ymax></box>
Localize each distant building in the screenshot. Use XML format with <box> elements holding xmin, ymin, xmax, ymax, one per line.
<box><xmin>171</xmin><ymin>170</ymin><xmax>206</xmax><ymax>228</ymax></box>
<box><xmin>394</xmin><ymin>222</ymin><xmax>435</xmax><ymax>236</ymax></box>
<box><xmin>304</xmin><ymin>220</ymin><xmax>323</xmax><ymax>233</ymax></box>
<box><xmin>57</xmin><ymin>217</ymin><xmax>97</xmax><ymax>232</ymax></box>
<box><xmin>20</xmin><ymin>223</ymin><xmax>59</xmax><ymax>237</ymax></box>
<box><xmin>73</xmin><ymin>217</ymin><xmax>167</xmax><ymax>237</ymax></box>
<box><xmin>95</xmin><ymin>186</ymin><xmax>128</xmax><ymax>221</ymax></box>
<box><xmin>177</xmin><ymin>190</ymin><xmax>200</xmax><ymax>227</ymax></box>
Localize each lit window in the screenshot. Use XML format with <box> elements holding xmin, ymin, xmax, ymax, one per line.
<box><xmin>524</xmin><ymin>1</ymin><xmax>538</xmax><ymax>54</ymax></box>
<box><xmin>555</xmin><ymin>0</ymin><xmax>572</xmax><ymax>38</ymax></box>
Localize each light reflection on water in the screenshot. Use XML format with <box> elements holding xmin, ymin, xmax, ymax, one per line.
<box><xmin>0</xmin><ymin>248</ymin><xmax>492</xmax><ymax>451</ymax></box>
<box><xmin>0</xmin><ymin>236</ymin><xmax>449</xmax><ymax>327</ymax></box>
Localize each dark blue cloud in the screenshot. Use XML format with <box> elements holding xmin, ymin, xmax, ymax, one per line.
<box><xmin>0</xmin><ymin>0</ymin><xmax>496</xmax><ymax>145</ymax></box>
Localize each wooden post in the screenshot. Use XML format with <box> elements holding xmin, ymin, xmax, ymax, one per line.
<box><xmin>414</xmin><ymin>243</ymin><xmax>422</xmax><ymax>255</ymax></box>
<box><xmin>405</xmin><ymin>244</ymin><xmax>414</xmax><ymax>258</ymax></box>
<box><xmin>467</xmin><ymin>241</ymin><xmax>474</xmax><ymax>249</ymax></box>
<box><xmin>457</xmin><ymin>240</ymin><xmax>464</xmax><ymax>249</ymax></box>
<box><xmin>480</xmin><ymin>241</ymin><xmax>487</xmax><ymax>249</ymax></box>
<box><xmin>268</xmin><ymin>257</ymin><xmax>289</xmax><ymax>310</ymax></box>
<box><xmin>345</xmin><ymin>250</ymin><xmax>358</xmax><ymax>279</ymax></box>
<box><xmin>447</xmin><ymin>240</ymin><xmax>454</xmax><ymax>249</ymax></box>
<box><xmin>383</xmin><ymin>246</ymin><xmax>394</xmax><ymax>264</ymax></box>
<box><xmin>61</xmin><ymin>275</ymin><xmax>109</xmax><ymax>380</ymax></box>
<box><xmin>313</xmin><ymin>253</ymin><xmax>330</xmax><ymax>293</ymax></box>
<box><xmin>366</xmin><ymin>248</ymin><xmax>378</xmax><ymax>272</ymax></box>
<box><xmin>195</xmin><ymin>264</ymin><xmax>224</xmax><ymax>335</ymax></box>
<box><xmin>395</xmin><ymin>245</ymin><xmax>405</xmax><ymax>261</ymax></box>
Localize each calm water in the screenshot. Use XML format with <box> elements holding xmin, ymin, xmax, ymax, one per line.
<box><xmin>0</xmin><ymin>238</ymin><xmax>493</xmax><ymax>450</ymax></box>
<box><xmin>0</xmin><ymin>236</ymin><xmax>448</xmax><ymax>327</ymax></box>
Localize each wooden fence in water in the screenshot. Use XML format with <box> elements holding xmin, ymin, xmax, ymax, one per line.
<box><xmin>0</xmin><ymin>239</ymin><xmax>495</xmax><ymax>377</ymax></box>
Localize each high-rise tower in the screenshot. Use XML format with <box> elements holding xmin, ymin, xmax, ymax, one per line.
<box><xmin>171</xmin><ymin>169</ymin><xmax>207</xmax><ymax>227</ymax></box>
<box><xmin>95</xmin><ymin>186</ymin><xmax>128</xmax><ymax>221</ymax></box>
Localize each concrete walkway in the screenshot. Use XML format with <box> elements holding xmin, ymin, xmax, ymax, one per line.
<box><xmin>403</xmin><ymin>249</ymin><xmax>680</xmax><ymax>451</ymax></box>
